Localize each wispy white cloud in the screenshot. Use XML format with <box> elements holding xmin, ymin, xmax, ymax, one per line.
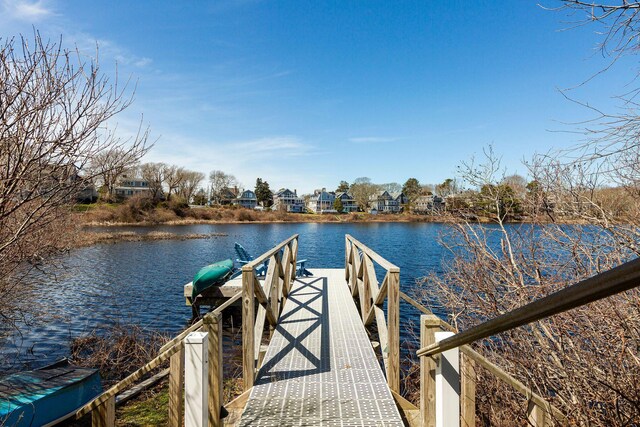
<box><xmin>348</xmin><ymin>136</ymin><xmax>401</xmax><ymax>144</ymax></box>
<box><xmin>1</xmin><ymin>0</ymin><xmax>53</xmax><ymax>22</ymax></box>
<box><xmin>230</xmin><ymin>136</ymin><xmax>313</xmax><ymax>158</ymax></box>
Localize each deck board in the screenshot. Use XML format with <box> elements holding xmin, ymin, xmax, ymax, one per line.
<box><xmin>239</xmin><ymin>268</ymin><xmax>403</xmax><ymax>427</ymax></box>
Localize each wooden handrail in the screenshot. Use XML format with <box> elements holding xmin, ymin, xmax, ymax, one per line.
<box><xmin>345</xmin><ymin>234</ymin><xmax>400</xmax><ymax>393</ymax></box>
<box><xmin>242</xmin><ymin>234</ymin><xmax>299</xmax><ymax>270</ymax></box>
<box><xmin>243</xmin><ymin>235</ymin><xmax>299</xmax><ymax>390</ymax></box>
<box><xmin>77</xmin><ymin>341</ymin><xmax>185</xmax><ymax>418</ymax></box>
<box><xmin>345</xmin><ymin>234</ymin><xmax>399</xmax><ymax>272</ymax></box>
<box><xmin>417</xmin><ymin>256</ymin><xmax>640</xmax><ymax>357</ymax></box>
<box><xmin>405</xmin><ymin>291</ymin><xmax>564</xmax><ymax>423</ymax></box>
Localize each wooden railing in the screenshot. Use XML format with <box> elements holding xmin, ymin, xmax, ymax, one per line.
<box><xmin>344</xmin><ymin>234</ymin><xmax>400</xmax><ymax>393</ymax></box>
<box><xmin>413</xmin><ymin>256</ymin><xmax>640</xmax><ymax>427</ymax></box>
<box><xmin>345</xmin><ymin>235</ymin><xmax>566</xmax><ymax>427</ymax></box>
<box><xmin>75</xmin><ymin>234</ymin><xmax>300</xmax><ymax>427</ymax></box>
<box><xmin>242</xmin><ymin>234</ymin><xmax>299</xmax><ymax>390</ymax></box>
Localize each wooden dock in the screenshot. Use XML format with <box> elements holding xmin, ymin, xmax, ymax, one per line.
<box><xmin>78</xmin><ymin>232</ymin><xmax>640</xmax><ymax>426</ymax></box>
<box><xmin>239</xmin><ymin>269</ymin><xmax>403</xmax><ymax>426</ymax></box>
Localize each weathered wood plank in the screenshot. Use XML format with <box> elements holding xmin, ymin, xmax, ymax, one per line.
<box><xmin>243</xmin><ymin>234</ymin><xmax>298</xmax><ymax>270</ymax></box>
<box><xmin>242</xmin><ymin>268</ymin><xmax>255</xmax><ymax>391</ymax></box>
<box><xmin>346</xmin><ymin>234</ymin><xmax>400</xmax><ymax>272</ymax></box>
<box><xmin>373</xmin><ymin>273</ymin><xmax>389</xmax><ymax>306</ymax></box>
<box><xmin>206</xmin><ymin>314</ymin><xmax>223</xmax><ymax>427</ymax></box>
<box><xmin>461</xmin><ymin>353</ymin><xmax>476</xmax><ymax>427</ymax></box>
<box><xmin>168</xmin><ymin>347</ymin><xmax>184</xmax><ymax>427</ymax></box>
<box><xmin>91</xmin><ymin>395</ymin><xmax>115</xmax><ymax>427</ymax></box>
<box><xmin>387</xmin><ymin>270</ymin><xmax>400</xmax><ymax>393</ymax></box>
<box><xmin>361</xmin><ymin>255</ymin><xmax>372</xmax><ymax>324</ymax></box>
<box><xmin>77</xmin><ymin>341</ymin><xmax>184</xmax><ymax>418</ymax></box>
<box><xmin>374</xmin><ymin>305</ymin><xmax>389</xmax><ymax>375</ymax></box>
<box><xmin>420</xmin><ymin>315</ymin><xmax>440</xmax><ymax>427</ymax></box>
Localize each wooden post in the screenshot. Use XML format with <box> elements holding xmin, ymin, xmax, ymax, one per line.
<box><xmin>420</xmin><ymin>315</ymin><xmax>440</xmax><ymax>427</ymax></box>
<box><xmin>435</xmin><ymin>331</ymin><xmax>459</xmax><ymax>427</ymax></box>
<box><xmin>169</xmin><ymin>346</ymin><xmax>185</xmax><ymax>427</ymax></box>
<box><xmin>206</xmin><ymin>314</ymin><xmax>223</xmax><ymax>427</ymax></box>
<box><xmin>361</xmin><ymin>256</ymin><xmax>372</xmax><ymax>323</ymax></box>
<box><xmin>345</xmin><ymin>237</ymin><xmax>350</xmax><ymax>281</ymax></box>
<box><xmin>387</xmin><ymin>268</ymin><xmax>400</xmax><ymax>393</ymax></box>
<box><xmin>290</xmin><ymin>238</ymin><xmax>298</xmax><ymax>282</ymax></box>
<box><xmin>460</xmin><ymin>353</ymin><xmax>476</xmax><ymax>427</ymax></box>
<box><xmin>527</xmin><ymin>401</ymin><xmax>547</xmax><ymax>427</ymax></box>
<box><xmin>242</xmin><ymin>266</ymin><xmax>255</xmax><ymax>391</ymax></box>
<box><xmin>91</xmin><ymin>395</ymin><xmax>115</xmax><ymax>427</ymax></box>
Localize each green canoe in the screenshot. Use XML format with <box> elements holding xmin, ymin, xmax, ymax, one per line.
<box><xmin>192</xmin><ymin>259</ymin><xmax>234</xmax><ymax>299</ymax></box>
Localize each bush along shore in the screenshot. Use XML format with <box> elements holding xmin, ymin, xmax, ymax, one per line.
<box><xmin>75</xmin><ymin>196</ymin><xmax>561</xmax><ymax>227</ymax></box>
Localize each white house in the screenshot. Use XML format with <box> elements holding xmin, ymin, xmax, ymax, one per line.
<box><xmin>307</xmin><ymin>188</ymin><xmax>337</xmax><ymax>213</ymax></box>
<box><xmin>114</xmin><ymin>176</ymin><xmax>150</xmax><ymax>199</ymax></box>
<box><xmin>273</xmin><ymin>189</ymin><xmax>305</xmax><ymax>213</ymax></box>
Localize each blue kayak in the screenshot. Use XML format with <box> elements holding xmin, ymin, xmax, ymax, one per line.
<box><xmin>0</xmin><ymin>359</ymin><xmax>102</xmax><ymax>426</ymax></box>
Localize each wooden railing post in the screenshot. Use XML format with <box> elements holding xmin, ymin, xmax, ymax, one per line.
<box><xmin>242</xmin><ymin>266</ymin><xmax>255</xmax><ymax>391</ymax></box>
<box><xmin>91</xmin><ymin>395</ymin><xmax>115</xmax><ymax>427</ymax></box>
<box><xmin>205</xmin><ymin>313</ymin><xmax>223</xmax><ymax>427</ymax></box>
<box><xmin>345</xmin><ymin>237</ymin><xmax>350</xmax><ymax>281</ymax></box>
<box><xmin>361</xmin><ymin>255</ymin><xmax>372</xmax><ymax>324</ymax></box>
<box><xmin>387</xmin><ymin>268</ymin><xmax>400</xmax><ymax>393</ymax></box>
<box><xmin>169</xmin><ymin>345</ymin><xmax>185</xmax><ymax>427</ymax></box>
<box><xmin>527</xmin><ymin>401</ymin><xmax>547</xmax><ymax>427</ymax></box>
<box><xmin>289</xmin><ymin>238</ymin><xmax>298</xmax><ymax>282</ymax></box>
<box><xmin>421</xmin><ymin>315</ymin><xmax>440</xmax><ymax>427</ymax></box>
<box><xmin>461</xmin><ymin>353</ymin><xmax>476</xmax><ymax>427</ymax></box>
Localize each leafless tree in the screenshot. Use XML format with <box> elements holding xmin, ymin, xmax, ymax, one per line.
<box><xmin>0</xmin><ymin>33</ymin><xmax>150</xmax><ymax>336</ymax></box>
<box><xmin>139</xmin><ymin>162</ymin><xmax>167</xmax><ymax>200</ymax></box>
<box><xmin>350</xmin><ymin>177</ymin><xmax>379</xmax><ymax>211</ymax></box>
<box><xmin>418</xmin><ymin>148</ymin><xmax>640</xmax><ymax>425</ymax></box>
<box><xmin>177</xmin><ymin>170</ymin><xmax>205</xmax><ymax>203</ymax></box>
<box><xmin>89</xmin><ymin>149</ymin><xmax>142</xmax><ymax>201</ymax></box>
<box><xmin>209</xmin><ymin>170</ymin><xmax>237</xmax><ymax>204</ymax></box>
<box><xmin>163</xmin><ymin>164</ymin><xmax>185</xmax><ymax>201</ymax></box>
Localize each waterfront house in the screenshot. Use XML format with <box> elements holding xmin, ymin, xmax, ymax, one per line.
<box><xmin>369</xmin><ymin>190</ymin><xmax>403</xmax><ymax>213</ymax></box>
<box><xmin>335</xmin><ymin>192</ymin><xmax>359</xmax><ymax>213</ymax></box>
<box><xmin>234</xmin><ymin>189</ymin><xmax>258</xmax><ymax>209</ymax></box>
<box><xmin>114</xmin><ymin>176</ymin><xmax>151</xmax><ymax>199</ymax></box>
<box><xmin>273</xmin><ymin>188</ymin><xmax>305</xmax><ymax>213</ymax></box>
<box><xmin>218</xmin><ymin>187</ymin><xmax>239</xmax><ymax>205</ymax></box>
<box><xmin>413</xmin><ymin>195</ymin><xmax>445</xmax><ymax>214</ymax></box>
<box><xmin>307</xmin><ymin>188</ymin><xmax>337</xmax><ymax>213</ymax></box>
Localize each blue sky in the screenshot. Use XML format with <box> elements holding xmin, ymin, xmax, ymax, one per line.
<box><xmin>0</xmin><ymin>1</ymin><xmax>634</xmax><ymax>194</ymax></box>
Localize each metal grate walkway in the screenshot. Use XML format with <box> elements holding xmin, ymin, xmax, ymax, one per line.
<box><xmin>239</xmin><ymin>268</ymin><xmax>403</xmax><ymax>427</ymax></box>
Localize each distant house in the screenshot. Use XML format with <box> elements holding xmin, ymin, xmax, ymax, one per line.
<box><xmin>273</xmin><ymin>189</ymin><xmax>305</xmax><ymax>213</ymax></box>
<box><xmin>413</xmin><ymin>195</ymin><xmax>445</xmax><ymax>214</ymax></box>
<box><xmin>335</xmin><ymin>192</ymin><xmax>358</xmax><ymax>213</ymax></box>
<box><xmin>218</xmin><ymin>187</ymin><xmax>239</xmax><ymax>205</ymax></box>
<box><xmin>307</xmin><ymin>188</ymin><xmax>337</xmax><ymax>213</ymax></box>
<box><xmin>369</xmin><ymin>190</ymin><xmax>404</xmax><ymax>213</ymax></box>
<box><xmin>76</xmin><ymin>184</ymin><xmax>98</xmax><ymax>203</ymax></box>
<box><xmin>234</xmin><ymin>189</ymin><xmax>257</xmax><ymax>209</ymax></box>
<box><xmin>114</xmin><ymin>176</ymin><xmax>151</xmax><ymax>199</ymax></box>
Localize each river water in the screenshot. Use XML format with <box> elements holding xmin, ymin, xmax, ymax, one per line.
<box><xmin>2</xmin><ymin>222</ymin><xmax>455</xmax><ymax>371</ymax></box>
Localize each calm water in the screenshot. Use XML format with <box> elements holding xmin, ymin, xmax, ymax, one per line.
<box><xmin>2</xmin><ymin>222</ymin><xmax>452</xmax><ymax>371</ymax></box>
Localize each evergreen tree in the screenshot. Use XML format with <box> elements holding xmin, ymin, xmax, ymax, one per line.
<box><xmin>255</xmin><ymin>178</ymin><xmax>273</xmax><ymax>207</ymax></box>
<box><xmin>336</xmin><ymin>180</ymin><xmax>350</xmax><ymax>193</ymax></box>
<box><xmin>333</xmin><ymin>198</ymin><xmax>344</xmax><ymax>213</ymax></box>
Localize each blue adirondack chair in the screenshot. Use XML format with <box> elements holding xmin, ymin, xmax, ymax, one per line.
<box><xmin>234</xmin><ymin>243</ymin><xmax>312</xmax><ymax>277</ymax></box>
